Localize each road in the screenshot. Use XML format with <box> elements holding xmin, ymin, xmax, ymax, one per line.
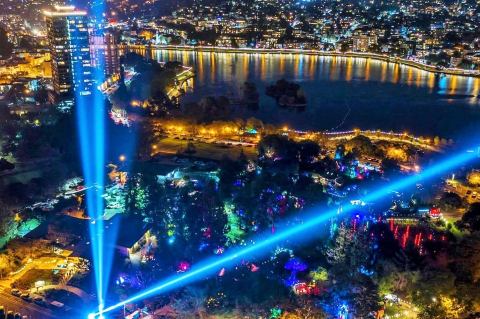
<box><xmin>0</xmin><ymin>289</ymin><xmax>59</xmax><ymax>319</ymax></box>
<box><xmin>445</xmin><ymin>179</ymin><xmax>480</xmax><ymax>204</ymax></box>
<box><xmin>0</xmin><ymin>256</ymin><xmax>88</xmax><ymax>319</ymax></box>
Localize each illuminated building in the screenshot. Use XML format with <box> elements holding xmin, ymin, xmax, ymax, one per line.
<box><xmin>117</xmin><ymin>227</ymin><xmax>155</xmax><ymax>261</ymax></box>
<box><xmin>0</xmin><ymin>53</ymin><xmax>51</xmax><ymax>84</ymax></box>
<box><xmin>44</xmin><ymin>5</ymin><xmax>93</xmax><ymax>102</ymax></box>
<box><xmin>90</xmin><ymin>31</ymin><xmax>121</xmax><ymax>77</ymax></box>
<box><xmin>352</xmin><ymin>33</ymin><xmax>377</xmax><ymax>53</ymax></box>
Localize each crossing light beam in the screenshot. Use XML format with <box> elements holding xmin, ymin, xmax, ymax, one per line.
<box><xmin>90</xmin><ymin>147</ymin><xmax>478</xmax><ymax>318</ymax></box>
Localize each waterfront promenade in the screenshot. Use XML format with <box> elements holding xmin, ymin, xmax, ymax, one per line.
<box><xmin>123</xmin><ymin>44</ymin><xmax>480</xmax><ymax>78</ymax></box>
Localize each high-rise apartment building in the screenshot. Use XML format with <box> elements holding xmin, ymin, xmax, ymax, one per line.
<box><xmin>44</xmin><ymin>5</ymin><xmax>93</xmax><ymax>102</ymax></box>
<box><xmin>351</xmin><ymin>30</ymin><xmax>378</xmax><ymax>53</ymax></box>
<box><xmin>90</xmin><ymin>32</ymin><xmax>121</xmax><ymax>77</ymax></box>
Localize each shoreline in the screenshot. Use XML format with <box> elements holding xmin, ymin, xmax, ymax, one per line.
<box><xmin>123</xmin><ymin>44</ymin><xmax>480</xmax><ymax>79</ymax></box>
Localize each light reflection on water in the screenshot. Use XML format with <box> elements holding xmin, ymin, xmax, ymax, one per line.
<box><xmin>142</xmin><ymin>49</ymin><xmax>479</xmax><ymax>92</ymax></box>
<box><xmin>131</xmin><ymin>49</ymin><xmax>480</xmax><ymax>139</ymax></box>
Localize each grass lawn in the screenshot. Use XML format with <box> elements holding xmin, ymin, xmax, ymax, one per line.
<box><xmin>13</xmin><ymin>269</ymin><xmax>61</xmax><ymax>290</ymax></box>
<box><xmin>155</xmin><ymin>137</ymin><xmax>257</xmax><ymax>161</ymax></box>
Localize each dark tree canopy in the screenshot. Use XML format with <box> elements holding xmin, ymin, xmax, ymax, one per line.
<box><xmin>258</xmin><ymin>134</ymin><xmax>298</xmax><ymax>162</ymax></box>
<box><xmin>0</xmin><ymin>158</ymin><xmax>14</xmax><ymax>172</ymax></box>
<box><xmin>439</xmin><ymin>192</ymin><xmax>463</xmax><ymax>210</ymax></box>
<box><xmin>381</xmin><ymin>158</ymin><xmax>401</xmax><ymax>178</ymax></box>
<box><xmin>346</xmin><ymin>135</ymin><xmax>379</xmax><ymax>157</ymax></box>
<box><xmin>0</xmin><ymin>27</ymin><xmax>13</xmax><ymax>59</ymax></box>
<box><xmin>460</xmin><ymin>203</ymin><xmax>480</xmax><ymax>233</ymax></box>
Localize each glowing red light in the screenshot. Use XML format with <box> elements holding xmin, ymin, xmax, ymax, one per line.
<box><xmin>178</xmin><ymin>261</ymin><xmax>190</xmax><ymax>272</ymax></box>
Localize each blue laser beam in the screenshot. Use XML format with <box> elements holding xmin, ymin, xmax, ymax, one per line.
<box><xmin>92</xmin><ymin>147</ymin><xmax>478</xmax><ymax>317</ymax></box>
<box><xmin>71</xmin><ymin>0</ymin><xmax>110</xmax><ymax>313</ymax></box>
<box><xmin>76</xmin><ymin>95</ymin><xmax>107</xmax><ymax>312</ymax></box>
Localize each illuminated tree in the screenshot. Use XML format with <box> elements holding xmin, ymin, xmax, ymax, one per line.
<box><xmin>467</xmin><ymin>170</ymin><xmax>480</xmax><ymax>186</ymax></box>
<box><xmin>125</xmin><ymin>174</ymin><xmax>150</xmax><ymax>213</ymax></box>
<box><xmin>134</xmin><ymin>185</ymin><xmax>149</xmax><ymax>210</ymax></box>
<box><xmin>270</xmin><ymin>307</ymin><xmax>282</xmax><ymax>319</ymax></box>
<box><xmin>385</xmin><ymin>147</ymin><xmax>408</xmax><ymax>162</ymax></box>
<box><xmin>326</xmin><ymin>224</ymin><xmax>351</xmax><ymax>264</ymax></box>
<box><xmin>347</xmin><ymin>230</ymin><xmax>370</xmax><ymax>271</ymax></box>
<box><xmin>223</xmin><ymin>201</ymin><xmax>245</xmax><ymax>245</ymax></box>
<box><xmin>309</xmin><ymin>266</ymin><xmax>328</xmax><ymax>282</ymax></box>
<box><xmin>440</xmin><ymin>296</ymin><xmax>466</xmax><ymax>318</ymax></box>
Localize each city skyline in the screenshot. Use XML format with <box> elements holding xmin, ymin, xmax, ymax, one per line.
<box><xmin>0</xmin><ymin>0</ymin><xmax>480</xmax><ymax>318</ymax></box>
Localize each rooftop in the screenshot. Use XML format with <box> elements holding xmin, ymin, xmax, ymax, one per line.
<box><xmin>43</xmin><ymin>5</ymin><xmax>87</xmax><ymax>17</ymax></box>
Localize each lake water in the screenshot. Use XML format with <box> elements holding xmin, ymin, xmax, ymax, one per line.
<box><xmin>141</xmin><ymin>49</ymin><xmax>480</xmax><ymax>141</ymax></box>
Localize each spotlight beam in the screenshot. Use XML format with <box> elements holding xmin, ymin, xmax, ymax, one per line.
<box><xmin>73</xmin><ymin>0</ymin><xmax>108</xmax><ymax>312</ymax></box>
<box><xmin>94</xmin><ymin>149</ymin><xmax>477</xmax><ymax>317</ymax></box>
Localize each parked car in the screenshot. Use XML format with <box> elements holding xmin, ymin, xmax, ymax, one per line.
<box><xmin>50</xmin><ymin>301</ymin><xmax>65</xmax><ymax>311</ymax></box>
<box><xmin>33</xmin><ymin>296</ymin><xmax>46</xmax><ymax>306</ymax></box>
<box><xmin>10</xmin><ymin>289</ymin><xmax>20</xmax><ymax>297</ymax></box>
<box><xmin>20</xmin><ymin>293</ymin><xmax>30</xmax><ymax>301</ymax></box>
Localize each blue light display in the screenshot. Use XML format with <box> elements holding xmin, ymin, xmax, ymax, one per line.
<box><xmin>71</xmin><ymin>0</ymin><xmax>111</xmax><ymax>315</ymax></box>
<box><xmin>90</xmin><ymin>148</ymin><xmax>478</xmax><ymax>318</ymax></box>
